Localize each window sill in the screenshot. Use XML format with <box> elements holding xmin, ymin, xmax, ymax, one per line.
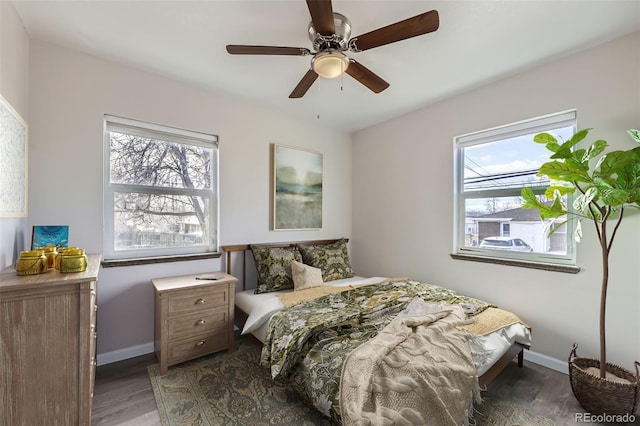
<box><xmin>450</xmin><ymin>253</ymin><xmax>580</xmax><ymax>274</ymax></box>
<box><xmin>101</xmin><ymin>251</ymin><xmax>221</xmax><ymax>268</ymax></box>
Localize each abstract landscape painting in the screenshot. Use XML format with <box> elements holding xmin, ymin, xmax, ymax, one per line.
<box><xmin>273</xmin><ymin>144</ymin><xmax>323</xmax><ymax>230</ymax></box>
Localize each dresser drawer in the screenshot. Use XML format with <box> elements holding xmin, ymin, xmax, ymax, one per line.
<box><xmin>167</xmin><ymin>308</ymin><xmax>228</xmax><ymax>340</ymax></box>
<box><xmin>168</xmin><ymin>331</ymin><xmax>228</xmax><ymax>364</ymax></box>
<box><xmin>167</xmin><ymin>288</ymin><xmax>229</xmax><ymax>316</ymax></box>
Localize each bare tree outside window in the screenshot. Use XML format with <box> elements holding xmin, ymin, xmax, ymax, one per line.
<box><xmin>104</xmin><ymin>117</ymin><xmax>218</xmax><ymax>259</ymax></box>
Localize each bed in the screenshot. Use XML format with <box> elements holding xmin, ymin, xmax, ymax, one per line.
<box><xmin>222</xmin><ymin>239</ymin><xmax>532</xmax><ymax>425</ymax></box>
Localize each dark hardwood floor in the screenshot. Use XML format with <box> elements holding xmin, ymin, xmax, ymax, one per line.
<box><xmin>91</xmin><ymin>344</ymin><xmax>638</xmax><ymax>426</ymax></box>
<box><xmin>92</xmin><ymin>352</ymin><xmax>161</xmax><ymax>426</ymax></box>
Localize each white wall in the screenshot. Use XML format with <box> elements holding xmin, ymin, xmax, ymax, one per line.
<box><xmin>352</xmin><ymin>32</ymin><xmax>640</xmax><ymax>371</ymax></box>
<box><xmin>0</xmin><ymin>1</ymin><xmax>30</xmax><ymax>269</ymax></box>
<box><xmin>28</xmin><ymin>41</ymin><xmax>352</xmax><ymax>364</ymax></box>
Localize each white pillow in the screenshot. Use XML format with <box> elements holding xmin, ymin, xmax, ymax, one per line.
<box><xmin>291</xmin><ymin>260</ymin><xmax>324</xmax><ymax>291</ymax></box>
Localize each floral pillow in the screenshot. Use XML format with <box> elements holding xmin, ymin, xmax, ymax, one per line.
<box><xmin>250</xmin><ymin>245</ymin><xmax>302</xmax><ymax>294</ymax></box>
<box><xmin>296</xmin><ymin>239</ymin><xmax>354</xmax><ymax>282</ymax></box>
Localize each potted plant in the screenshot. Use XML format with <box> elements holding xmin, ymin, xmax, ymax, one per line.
<box><xmin>521</xmin><ymin>128</ymin><xmax>640</xmax><ymax>415</ymax></box>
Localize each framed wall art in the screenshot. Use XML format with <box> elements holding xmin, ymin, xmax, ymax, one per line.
<box><xmin>272</xmin><ymin>144</ymin><xmax>323</xmax><ymax>230</ymax></box>
<box><xmin>0</xmin><ymin>94</ymin><xmax>28</xmax><ymax>217</ymax></box>
<box><xmin>32</xmin><ymin>225</ymin><xmax>69</xmax><ymax>249</ymax></box>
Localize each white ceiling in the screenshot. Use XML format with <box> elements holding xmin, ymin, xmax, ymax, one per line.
<box><xmin>12</xmin><ymin>0</ymin><xmax>640</xmax><ymax>133</ymax></box>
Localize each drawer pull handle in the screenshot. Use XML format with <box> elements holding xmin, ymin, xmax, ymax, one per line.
<box><xmin>195</xmin><ymin>298</ymin><xmax>206</xmax><ymax>305</ymax></box>
<box><xmin>195</xmin><ymin>319</ymin><xmax>206</xmax><ymax>325</ymax></box>
<box><xmin>195</xmin><ymin>340</ymin><xmax>205</xmax><ymax>347</ymax></box>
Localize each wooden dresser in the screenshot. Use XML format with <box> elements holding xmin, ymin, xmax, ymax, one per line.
<box><xmin>152</xmin><ymin>272</ymin><xmax>236</xmax><ymax>374</ymax></box>
<box><xmin>0</xmin><ymin>253</ymin><xmax>100</xmax><ymax>426</ymax></box>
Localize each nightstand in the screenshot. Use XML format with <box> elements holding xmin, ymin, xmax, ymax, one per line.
<box><xmin>152</xmin><ymin>272</ymin><xmax>237</xmax><ymax>374</ymax></box>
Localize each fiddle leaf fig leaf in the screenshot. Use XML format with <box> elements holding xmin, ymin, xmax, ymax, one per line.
<box><xmin>593</xmin><ymin>155</ymin><xmax>607</xmax><ymax>171</ymax></box>
<box><xmin>575</xmin><ymin>220</ymin><xmax>583</xmax><ymax>242</ymax></box>
<box><xmin>600</xmin><ymin>188</ymin><xmax>629</xmax><ymax>206</ymax></box>
<box><xmin>534</xmin><ymin>132</ymin><xmax>560</xmax><ymax>152</ymax></box>
<box><xmin>569</xmin><ymin>128</ymin><xmax>591</xmax><ymax>145</ymax></box>
<box><xmin>538</xmin><ymin>161</ymin><xmax>590</xmax><ymax>183</ymax></box>
<box><xmin>582</xmin><ymin>140</ymin><xmax>608</xmax><ymax>162</ymax></box>
<box><xmin>534</xmin><ymin>132</ymin><xmax>557</xmax><ymax>144</ymax></box>
<box><xmin>597</xmin><ymin>151</ymin><xmax>634</xmax><ymax>178</ymax></box>
<box><xmin>539</xmin><ymin>196</ymin><xmax>567</xmax><ymax>219</ymax></box>
<box><xmin>593</xmin><ymin>177</ymin><xmax>613</xmax><ymax>189</ymax></box>
<box><xmin>520</xmin><ymin>187</ymin><xmax>543</xmax><ymax>210</ymax></box>
<box><xmin>573</xmin><ymin>149</ymin><xmax>588</xmax><ymax>168</ymax></box>
<box><xmin>551</xmin><ymin>128</ymin><xmax>590</xmax><ymax>159</ymax></box>
<box><xmin>544</xmin><ymin>184</ymin><xmax>574</xmax><ymax>199</ymax></box>
<box><xmin>573</xmin><ymin>187</ymin><xmax>598</xmax><ymax>213</ymax></box>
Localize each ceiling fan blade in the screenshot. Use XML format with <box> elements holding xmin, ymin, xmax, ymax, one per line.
<box><xmin>289</xmin><ymin>69</ymin><xmax>319</xmax><ymax>98</ymax></box>
<box><xmin>350</xmin><ymin>10</ymin><xmax>439</xmax><ymax>52</ymax></box>
<box><xmin>345</xmin><ymin>60</ymin><xmax>389</xmax><ymax>94</ymax></box>
<box><xmin>306</xmin><ymin>0</ymin><xmax>335</xmax><ymax>35</ymax></box>
<box><xmin>226</xmin><ymin>45</ymin><xmax>311</xmax><ymax>56</ymax></box>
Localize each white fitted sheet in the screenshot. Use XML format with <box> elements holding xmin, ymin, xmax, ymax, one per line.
<box><xmin>235</xmin><ymin>276</ymin><xmax>532</xmax><ymax>377</ymax></box>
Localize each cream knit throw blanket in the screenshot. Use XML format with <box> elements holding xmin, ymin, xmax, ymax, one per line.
<box><xmin>340</xmin><ymin>301</ymin><xmax>479</xmax><ymax>426</ymax></box>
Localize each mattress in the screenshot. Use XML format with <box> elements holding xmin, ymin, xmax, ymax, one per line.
<box><xmin>234</xmin><ymin>276</ymin><xmax>532</xmax><ymax>376</ymax></box>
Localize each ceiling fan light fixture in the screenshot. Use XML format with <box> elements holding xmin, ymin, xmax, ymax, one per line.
<box><xmin>312</xmin><ymin>50</ymin><xmax>349</xmax><ymax>79</ymax></box>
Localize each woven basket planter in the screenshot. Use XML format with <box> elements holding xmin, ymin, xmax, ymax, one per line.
<box><xmin>569</xmin><ymin>344</ymin><xmax>640</xmax><ymax>415</ymax></box>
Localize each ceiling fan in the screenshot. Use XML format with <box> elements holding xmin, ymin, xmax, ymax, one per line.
<box><xmin>226</xmin><ymin>0</ymin><xmax>439</xmax><ymax>98</ymax></box>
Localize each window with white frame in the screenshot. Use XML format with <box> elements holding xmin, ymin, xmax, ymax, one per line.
<box><xmin>453</xmin><ymin>110</ymin><xmax>577</xmax><ymax>268</ymax></box>
<box><xmin>103</xmin><ymin>115</ymin><xmax>218</xmax><ymax>260</ymax></box>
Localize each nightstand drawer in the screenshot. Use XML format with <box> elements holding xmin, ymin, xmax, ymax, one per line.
<box><xmin>167</xmin><ymin>288</ymin><xmax>228</xmax><ymax>316</ymax></box>
<box><xmin>167</xmin><ymin>309</ymin><xmax>228</xmax><ymax>340</ymax></box>
<box><xmin>168</xmin><ymin>332</ymin><xmax>228</xmax><ymax>364</ymax></box>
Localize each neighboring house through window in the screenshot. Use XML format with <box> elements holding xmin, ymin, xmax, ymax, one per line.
<box><xmin>103</xmin><ymin>115</ymin><xmax>219</xmax><ymax>261</ymax></box>
<box><xmin>453</xmin><ymin>110</ymin><xmax>578</xmax><ymax>270</ymax></box>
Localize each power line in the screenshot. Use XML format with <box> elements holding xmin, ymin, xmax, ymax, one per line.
<box><xmin>464</xmin><ymin>168</ymin><xmax>540</xmax><ymax>184</ymax></box>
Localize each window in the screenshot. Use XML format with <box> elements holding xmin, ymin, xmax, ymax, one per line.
<box><xmin>453</xmin><ymin>110</ymin><xmax>578</xmax><ymax>269</ymax></box>
<box><xmin>103</xmin><ymin>115</ymin><xmax>218</xmax><ymax>260</ymax></box>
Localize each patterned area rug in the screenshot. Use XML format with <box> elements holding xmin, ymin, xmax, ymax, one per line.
<box><xmin>148</xmin><ymin>346</ymin><xmax>556</xmax><ymax>426</ymax></box>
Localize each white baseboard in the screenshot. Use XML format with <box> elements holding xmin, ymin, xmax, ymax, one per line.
<box><xmin>96</xmin><ymin>340</ymin><xmax>568</xmax><ymax>374</ymax></box>
<box><xmin>97</xmin><ymin>342</ymin><xmax>154</xmax><ymax>366</ymax></box>
<box><xmin>524</xmin><ymin>349</ymin><xmax>568</xmax><ymax>375</ymax></box>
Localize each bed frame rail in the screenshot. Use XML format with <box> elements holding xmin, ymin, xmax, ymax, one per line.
<box><xmin>479</xmin><ymin>342</ymin><xmax>529</xmax><ymax>388</ymax></box>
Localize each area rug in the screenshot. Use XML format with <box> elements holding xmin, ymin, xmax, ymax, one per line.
<box><xmin>148</xmin><ymin>347</ymin><xmax>556</xmax><ymax>426</ymax></box>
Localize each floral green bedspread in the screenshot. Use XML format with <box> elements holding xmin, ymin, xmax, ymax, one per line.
<box><xmin>260</xmin><ymin>279</ymin><xmax>493</xmax><ymax>423</ymax></box>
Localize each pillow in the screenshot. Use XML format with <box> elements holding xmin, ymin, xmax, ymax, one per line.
<box><xmin>291</xmin><ymin>260</ymin><xmax>324</xmax><ymax>291</ymax></box>
<box><xmin>297</xmin><ymin>238</ymin><xmax>354</xmax><ymax>282</ymax></box>
<box><xmin>250</xmin><ymin>245</ymin><xmax>302</xmax><ymax>294</ymax></box>
<box><xmin>237</xmin><ymin>292</ymin><xmax>285</xmax><ymax>335</ymax></box>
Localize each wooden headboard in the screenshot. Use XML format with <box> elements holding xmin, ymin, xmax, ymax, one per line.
<box><xmin>221</xmin><ymin>238</ymin><xmax>349</xmax><ymax>291</ymax></box>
